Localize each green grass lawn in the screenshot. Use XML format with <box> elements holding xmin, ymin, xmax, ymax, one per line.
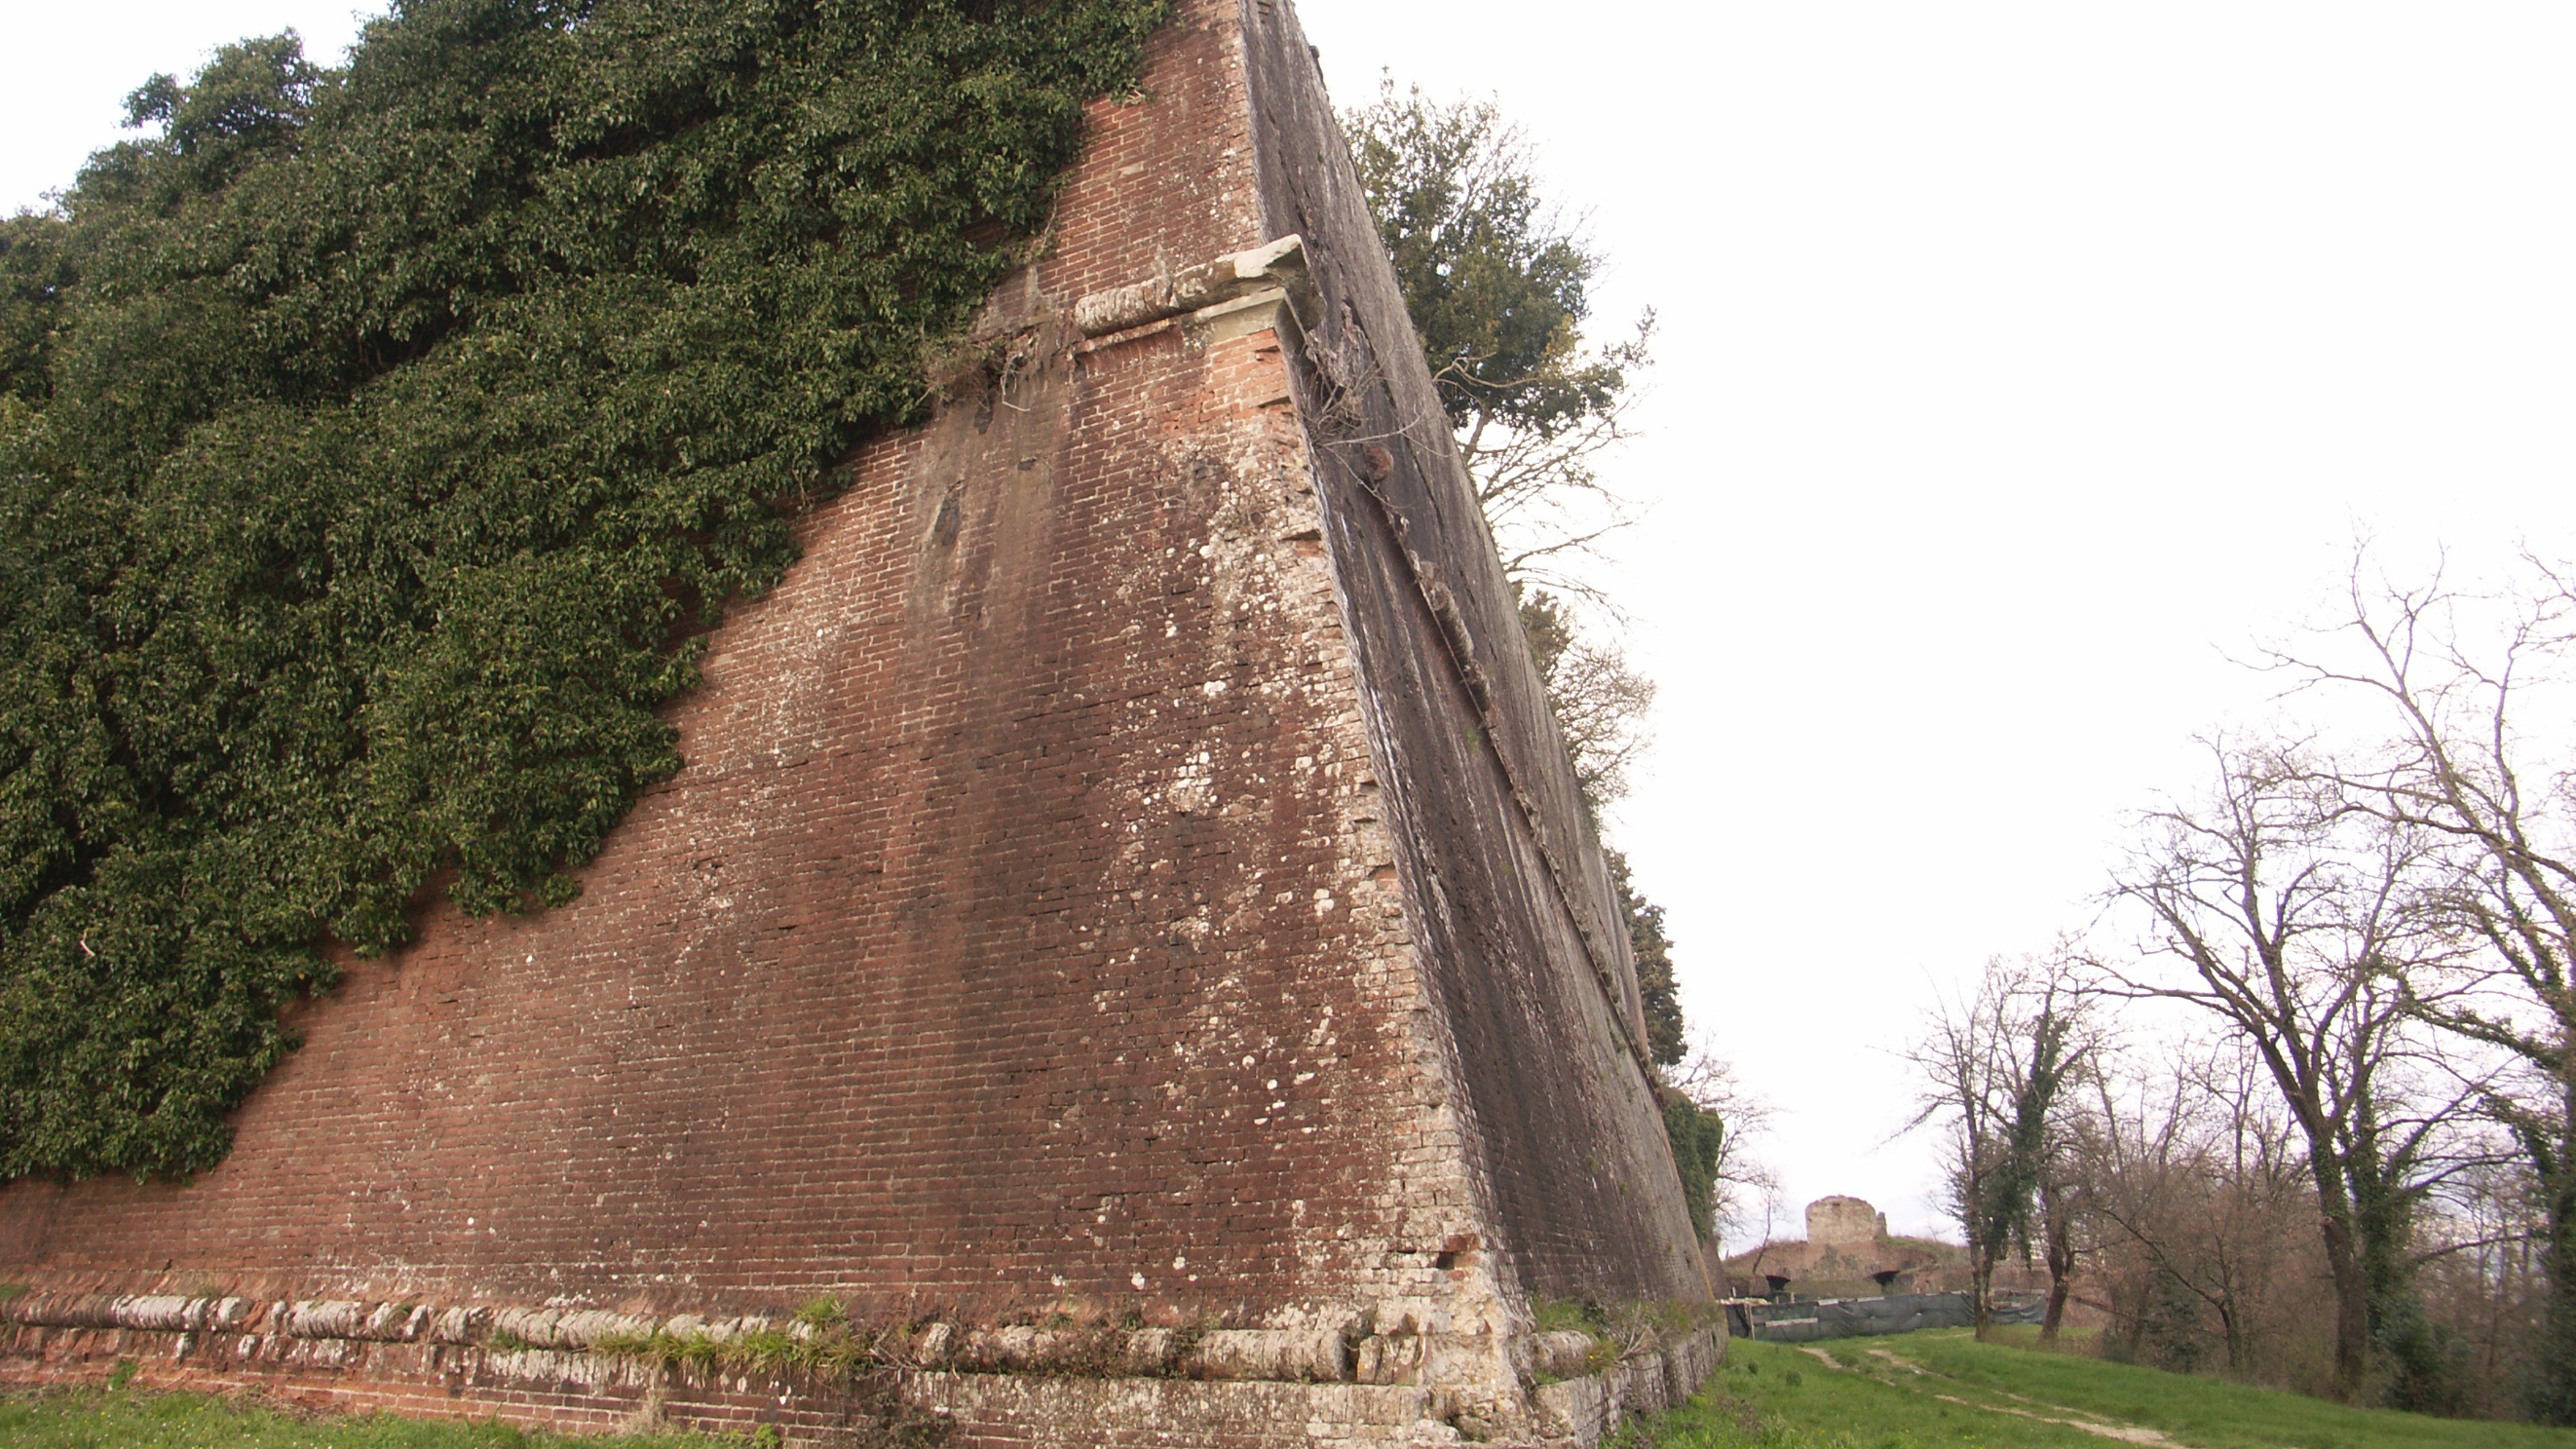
<box><xmin>1631</xmin><ymin>1332</ymin><xmax>2576</xmax><ymax>1449</ymax></box>
<box><xmin>0</xmin><ymin>1388</ymin><xmax>755</xmax><ymax>1449</ymax></box>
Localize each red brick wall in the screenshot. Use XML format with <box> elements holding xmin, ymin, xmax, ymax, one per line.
<box><xmin>0</xmin><ymin>0</ymin><xmax>1475</xmax><ymax>1332</ymax></box>
<box><xmin>0</xmin><ymin>5</ymin><xmax>1715</xmax><ymax>1439</ymax></box>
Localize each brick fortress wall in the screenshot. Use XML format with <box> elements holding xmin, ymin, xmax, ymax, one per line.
<box><xmin>0</xmin><ymin>3</ymin><xmax>1713</xmax><ymax>1442</ymax></box>
<box><xmin>1239</xmin><ymin>0</ymin><xmax>1707</xmax><ymax>1308</ymax></box>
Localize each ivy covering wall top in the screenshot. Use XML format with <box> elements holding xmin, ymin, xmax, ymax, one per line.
<box><xmin>0</xmin><ymin>0</ymin><xmax>1166</xmax><ymax>1183</ymax></box>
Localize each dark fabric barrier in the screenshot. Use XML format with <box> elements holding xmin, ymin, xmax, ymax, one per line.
<box><xmin>1728</xmin><ymin>1292</ymin><xmax>2046</xmax><ymax>1342</ymax></box>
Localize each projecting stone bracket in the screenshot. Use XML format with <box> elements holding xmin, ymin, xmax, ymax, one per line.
<box><xmin>1074</xmin><ymin>234</ymin><xmax>1319</xmax><ymax>346</ymax></box>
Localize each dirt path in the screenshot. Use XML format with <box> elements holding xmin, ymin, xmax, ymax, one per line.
<box><xmin>1798</xmin><ymin>1342</ymin><xmax>2181</xmax><ymax>1446</ymax></box>
<box><xmin>1923</xmin><ymin>1390</ymin><xmax>2178</xmax><ymax>1445</ymax></box>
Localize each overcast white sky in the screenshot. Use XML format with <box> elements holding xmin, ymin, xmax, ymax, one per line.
<box><xmin>1293</xmin><ymin>0</ymin><xmax>2576</xmax><ymax>1246</ymax></box>
<box><xmin>9</xmin><ymin>3</ymin><xmax>2575</xmax><ymax>1248</ymax></box>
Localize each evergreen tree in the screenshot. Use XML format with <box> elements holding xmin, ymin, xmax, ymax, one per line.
<box><xmin>1609</xmin><ymin>850</ymin><xmax>1684</xmax><ymax>1067</ymax></box>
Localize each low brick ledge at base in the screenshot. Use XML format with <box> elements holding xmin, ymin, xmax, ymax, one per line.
<box><xmin>0</xmin><ymin>1299</ymin><xmax>1719</xmax><ymax>1447</ymax></box>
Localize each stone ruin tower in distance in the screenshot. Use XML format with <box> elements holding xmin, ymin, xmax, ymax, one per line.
<box><xmin>0</xmin><ymin>0</ymin><xmax>1717</xmax><ymax>1441</ymax></box>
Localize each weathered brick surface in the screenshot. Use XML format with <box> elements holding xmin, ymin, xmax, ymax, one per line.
<box><xmin>1235</xmin><ymin>0</ymin><xmax>1709</xmax><ymax>1307</ymax></box>
<box><xmin>0</xmin><ymin>1</ymin><xmax>1712</xmax><ymax>1440</ymax></box>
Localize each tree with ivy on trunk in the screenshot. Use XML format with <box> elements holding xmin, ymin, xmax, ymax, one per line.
<box><xmin>2271</xmin><ymin>560</ymin><xmax>2576</xmax><ymax>1424</ymax></box>
<box><xmin>2103</xmin><ymin>741</ymin><xmax>2470</xmax><ymax>1405</ymax></box>
<box><xmin>1906</xmin><ymin>953</ymin><xmax>2095</xmax><ymax>1338</ymax></box>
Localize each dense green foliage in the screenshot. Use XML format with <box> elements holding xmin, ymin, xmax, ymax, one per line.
<box><xmin>2536</xmin><ymin>1165</ymin><xmax>2576</xmax><ymax>1424</ymax></box>
<box><xmin>0</xmin><ymin>0</ymin><xmax>1164</xmax><ymax>1182</ymax></box>
<box><xmin>1607</xmin><ymin>849</ymin><xmax>1712</xmax><ymax>1236</ymax></box>
<box><xmin>1609</xmin><ymin>849</ymin><xmax>1683</xmax><ymax>1065</ymax></box>
<box><xmin>1661</xmin><ymin>1088</ymin><xmax>1724</xmax><ymax>1241</ymax></box>
<box><xmin>1343</xmin><ymin>78</ymin><xmax>1630</xmax><ymax>441</ymax></box>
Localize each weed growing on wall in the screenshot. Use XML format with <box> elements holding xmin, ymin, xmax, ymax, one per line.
<box><xmin>0</xmin><ymin>0</ymin><xmax>1166</xmax><ymax>1182</ymax></box>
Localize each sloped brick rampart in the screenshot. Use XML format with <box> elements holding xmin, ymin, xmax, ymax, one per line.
<box><xmin>1238</xmin><ymin>0</ymin><xmax>1708</xmax><ymax>1308</ymax></box>
<box><xmin>0</xmin><ymin>1</ymin><xmax>1715</xmax><ymax>1441</ymax></box>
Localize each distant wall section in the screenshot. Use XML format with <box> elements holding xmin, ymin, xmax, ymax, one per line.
<box><xmin>1807</xmin><ymin>1197</ymin><xmax>1889</xmax><ymax>1245</ymax></box>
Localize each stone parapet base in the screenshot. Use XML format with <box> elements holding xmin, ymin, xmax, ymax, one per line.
<box><xmin>0</xmin><ymin>1309</ymin><xmax>1719</xmax><ymax>1446</ymax></box>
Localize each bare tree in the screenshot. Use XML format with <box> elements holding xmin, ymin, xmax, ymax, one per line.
<box><xmin>2073</xmin><ymin>1041</ymin><xmax>2314</xmax><ymax>1376</ymax></box>
<box><xmin>1460</xmin><ymin>319</ymin><xmax>1653</xmax><ymax>601</ymax></box>
<box><xmin>2103</xmin><ymin>739</ymin><xmax>2470</xmax><ymax>1402</ymax></box>
<box><xmin>1670</xmin><ymin>1045</ymin><xmax>1781</xmax><ymax>1254</ymax></box>
<box><xmin>2266</xmin><ymin>560</ymin><xmax>2576</xmax><ymax>1422</ymax></box>
<box><xmin>1905</xmin><ymin>953</ymin><xmax>2096</xmax><ymax>1337</ymax></box>
<box><xmin>1520</xmin><ymin>590</ymin><xmax>1654</xmax><ymax>809</ymax></box>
